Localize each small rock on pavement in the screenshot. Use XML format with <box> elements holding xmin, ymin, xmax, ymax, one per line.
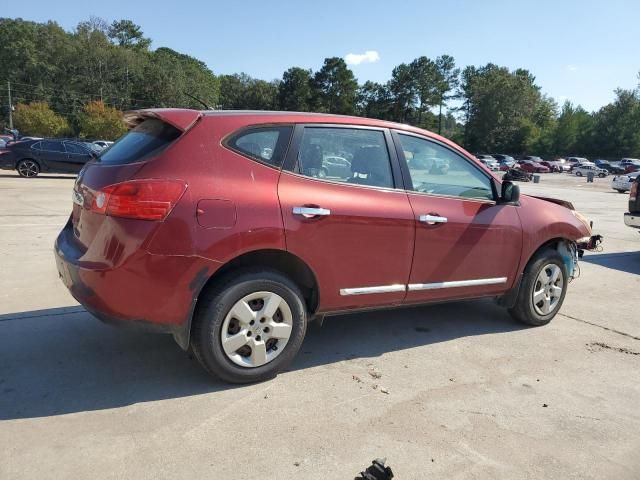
<box><xmin>380</xmin><ymin>387</ymin><xmax>389</xmax><ymax>394</ymax></box>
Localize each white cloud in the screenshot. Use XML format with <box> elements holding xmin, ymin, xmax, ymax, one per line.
<box><xmin>567</xmin><ymin>64</ymin><xmax>578</xmax><ymax>72</ymax></box>
<box><xmin>344</xmin><ymin>50</ymin><xmax>380</xmax><ymax>66</ymax></box>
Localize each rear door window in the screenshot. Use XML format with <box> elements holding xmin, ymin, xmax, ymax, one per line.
<box><xmin>64</xmin><ymin>142</ymin><xmax>89</xmax><ymax>155</ymax></box>
<box><xmin>296</xmin><ymin>127</ymin><xmax>394</xmax><ymax>188</ymax></box>
<box><xmin>99</xmin><ymin>118</ymin><xmax>181</xmax><ymax>165</ymax></box>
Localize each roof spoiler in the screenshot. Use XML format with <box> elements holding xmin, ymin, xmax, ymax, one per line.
<box><xmin>123</xmin><ymin>108</ymin><xmax>202</xmax><ymax>132</ymax></box>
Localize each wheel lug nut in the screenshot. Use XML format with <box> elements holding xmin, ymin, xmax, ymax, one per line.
<box><xmin>247</xmin><ymin>331</ymin><xmax>252</xmax><ymax>337</ymax></box>
<box><xmin>249</xmin><ymin>320</ymin><xmax>255</xmax><ymax>326</ymax></box>
<box><xmin>260</xmin><ymin>318</ymin><xmax>266</xmax><ymax>323</ymax></box>
<box><xmin>256</xmin><ymin>335</ymin><xmax>261</xmax><ymax>341</ymax></box>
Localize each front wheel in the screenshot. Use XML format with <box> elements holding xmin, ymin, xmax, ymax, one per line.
<box><xmin>575</xmin><ymin>171</ymin><xmax>583</xmax><ymax>177</ymax></box>
<box><xmin>17</xmin><ymin>159</ymin><xmax>40</xmax><ymax>178</ymax></box>
<box><xmin>191</xmin><ymin>270</ymin><xmax>307</xmax><ymax>383</ymax></box>
<box><xmin>509</xmin><ymin>249</ymin><xmax>568</xmax><ymax>326</ymax></box>
<box><xmin>616</xmin><ymin>189</ymin><xmax>627</xmax><ymax>193</ymax></box>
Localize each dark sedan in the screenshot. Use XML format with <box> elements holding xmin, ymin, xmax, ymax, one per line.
<box><xmin>594</xmin><ymin>159</ymin><xmax>625</xmax><ymax>174</ymax></box>
<box><xmin>0</xmin><ymin>139</ymin><xmax>96</xmax><ymax>177</ymax></box>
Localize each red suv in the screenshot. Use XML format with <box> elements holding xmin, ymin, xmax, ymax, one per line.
<box><xmin>55</xmin><ymin>110</ymin><xmax>598</xmax><ymax>383</ymax></box>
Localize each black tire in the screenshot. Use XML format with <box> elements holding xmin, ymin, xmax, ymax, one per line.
<box><xmin>508</xmin><ymin>249</ymin><xmax>569</xmax><ymax>326</ymax></box>
<box><xmin>616</xmin><ymin>189</ymin><xmax>627</xmax><ymax>193</ymax></box>
<box><xmin>191</xmin><ymin>269</ymin><xmax>307</xmax><ymax>383</ymax></box>
<box><xmin>575</xmin><ymin>171</ymin><xmax>583</xmax><ymax>177</ymax></box>
<box><xmin>16</xmin><ymin>159</ymin><xmax>40</xmax><ymax>178</ymax></box>
<box><xmin>598</xmin><ymin>173</ymin><xmax>606</xmax><ymax>178</ymax></box>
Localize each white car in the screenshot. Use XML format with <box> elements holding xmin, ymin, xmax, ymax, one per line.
<box><xmin>476</xmin><ymin>155</ymin><xmax>500</xmax><ymax>171</ymax></box>
<box><xmin>92</xmin><ymin>140</ymin><xmax>114</xmax><ymax>149</ymax></box>
<box><xmin>574</xmin><ymin>164</ymin><xmax>608</xmax><ymax>178</ymax></box>
<box><xmin>611</xmin><ymin>172</ymin><xmax>640</xmax><ymax>193</ymax></box>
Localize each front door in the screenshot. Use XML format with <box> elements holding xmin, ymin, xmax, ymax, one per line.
<box><xmin>278</xmin><ymin>125</ymin><xmax>414</xmax><ymax>311</ymax></box>
<box><xmin>36</xmin><ymin>140</ymin><xmax>68</xmax><ymax>172</ymax></box>
<box><xmin>392</xmin><ymin>132</ymin><xmax>523</xmax><ymax>304</ymax></box>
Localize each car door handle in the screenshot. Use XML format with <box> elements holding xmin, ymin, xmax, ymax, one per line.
<box><xmin>419</xmin><ymin>214</ymin><xmax>448</xmax><ymax>224</ymax></box>
<box><xmin>292</xmin><ymin>206</ymin><xmax>331</xmax><ymax>217</ymax></box>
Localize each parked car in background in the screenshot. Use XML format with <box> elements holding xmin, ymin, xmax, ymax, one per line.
<box><xmin>548</xmin><ymin>159</ymin><xmax>570</xmax><ymax>172</ymax></box>
<box><xmin>566</xmin><ymin>157</ymin><xmax>589</xmax><ymax>171</ymax></box>
<box><xmin>321</xmin><ymin>155</ymin><xmax>351</xmax><ymax>178</ymax></box>
<box><xmin>93</xmin><ymin>140</ymin><xmax>114</xmax><ymax>150</ymax></box>
<box><xmin>611</xmin><ymin>171</ymin><xmax>640</xmax><ymax>193</ymax></box>
<box><xmin>483</xmin><ymin>154</ymin><xmax>515</xmax><ymax>171</ymax></box>
<box><xmin>517</xmin><ymin>160</ymin><xmax>550</xmax><ymax>173</ymax></box>
<box><xmin>0</xmin><ymin>138</ymin><xmax>96</xmax><ymax>177</ymax></box>
<box><xmin>539</xmin><ymin>161</ymin><xmax>561</xmax><ymax>173</ymax></box>
<box><xmin>0</xmin><ymin>138</ymin><xmax>5</xmax><ymax>148</ymax></box>
<box><xmin>476</xmin><ymin>155</ymin><xmax>500</xmax><ymax>171</ymax></box>
<box><xmin>620</xmin><ymin>159</ymin><xmax>640</xmax><ymax>173</ymax></box>
<box><xmin>624</xmin><ymin>177</ymin><xmax>640</xmax><ymax>233</ymax></box>
<box><xmin>574</xmin><ymin>164</ymin><xmax>608</xmax><ymax>178</ymax></box>
<box><xmin>54</xmin><ymin>109</ymin><xmax>599</xmax><ymax>383</ymax></box>
<box><xmin>594</xmin><ymin>159</ymin><xmax>625</xmax><ymax>174</ymax></box>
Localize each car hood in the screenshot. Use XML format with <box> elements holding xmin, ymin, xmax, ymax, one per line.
<box><xmin>529</xmin><ymin>195</ymin><xmax>574</xmax><ymax>210</ymax></box>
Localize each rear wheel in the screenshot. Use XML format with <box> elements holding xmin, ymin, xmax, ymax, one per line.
<box><xmin>17</xmin><ymin>159</ymin><xmax>39</xmax><ymax>178</ymax></box>
<box><xmin>509</xmin><ymin>249</ymin><xmax>568</xmax><ymax>326</ymax></box>
<box><xmin>191</xmin><ymin>270</ymin><xmax>307</xmax><ymax>383</ymax></box>
<box><xmin>616</xmin><ymin>189</ymin><xmax>627</xmax><ymax>193</ymax></box>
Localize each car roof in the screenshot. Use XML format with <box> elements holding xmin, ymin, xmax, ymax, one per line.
<box><xmin>126</xmin><ymin>108</ymin><xmax>480</xmax><ymax>163</ymax></box>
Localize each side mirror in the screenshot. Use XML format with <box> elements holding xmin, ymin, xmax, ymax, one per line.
<box><xmin>500</xmin><ymin>181</ymin><xmax>520</xmax><ymax>204</ymax></box>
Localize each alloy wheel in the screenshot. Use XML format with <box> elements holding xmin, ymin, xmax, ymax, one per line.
<box><xmin>220</xmin><ymin>291</ymin><xmax>293</xmax><ymax>368</ymax></box>
<box><xmin>18</xmin><ymin>160</ymin><xmax>38</xmax><ymax>177</ymax></box>
<box><xmin>532</xmin><ymin>264</ymin><xmax>564</xmax><ymax>315</ymax></box>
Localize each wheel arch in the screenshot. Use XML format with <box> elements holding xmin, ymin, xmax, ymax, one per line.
<box><xmin>174</xmin><ymin>248</ymin><xmax>320</xmax><ymax>350</ymax></box>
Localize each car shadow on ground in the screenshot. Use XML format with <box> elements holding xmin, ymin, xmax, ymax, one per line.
<box><xmin>0</xmin><ymin>300</ymin><xmax>525</xmax><ymax>420</ymax></box>
<box><xmin>581</xmin><ymin>251</ymin><xmax>640</xmax><ymax>275</ymax></box>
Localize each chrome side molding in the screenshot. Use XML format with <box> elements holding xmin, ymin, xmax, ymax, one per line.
<box><xmin>407</xmin><ymin>277</ymin><xmax>507</xmax><ymax>291</ymax></box>
<box><xmin>339</xmin><ymin>284</ymin><xmax>406</xmax><ymax>296</ymax></box>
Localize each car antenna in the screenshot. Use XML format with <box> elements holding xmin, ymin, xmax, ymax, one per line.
<box><xmin>183</xmin><ymin>92</ymin><xmax>212</xmax><ymax>110</ymax></box>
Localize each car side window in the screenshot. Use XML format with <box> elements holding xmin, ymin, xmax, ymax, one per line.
<box><xmin>64</xmin><ymin>142</ymin><xmax>88</xmax><ymax>154</ymax></box>
<box><xmin>227</xmin><ymin>126</ymin><xmax>292</xmax><ymax>168</ymax></box>
<box><xmin>397</xmin><ymin>133</ymin><xmax>494</xmax><ymax>201</ymax></box>
<box><xmin>297</xmin><ymin>127</ymin><xmax>393</xmax><ymax>189</ymax></box>
<box><xmin>40</xmin><ymin>141</ymin><xmax>65</xmax><ymax>153</ymax></box>
<box><xmin>30</xmin><ymin>141</ymin><xmax>42</xmax><ymax>150</ymax></box>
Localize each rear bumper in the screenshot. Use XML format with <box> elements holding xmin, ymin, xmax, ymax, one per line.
<box><xmin>54</xmin><ymin>219</ymin><xmax>218</xmax><ymax>340</ymax></box>
<box><xmin>624</xmin><ymin>213</ymin><xmax>640</xmax><ymax>229</ymax></box>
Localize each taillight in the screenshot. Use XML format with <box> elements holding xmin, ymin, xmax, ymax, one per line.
<box><xmin>90</xmin><ymin>180</ymin><xmax>187</xmax><ymax>221</ymax></box>
<box><xmin>630</xmin><ymin>181</ymin><xmax>638</xmax><ymax>201</ymax></box>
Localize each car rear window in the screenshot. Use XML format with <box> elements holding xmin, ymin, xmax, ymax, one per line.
<box><xmin>99</xmin><ymin>118</ymin><xmax>181</xmax><ymax>165</ymax></box>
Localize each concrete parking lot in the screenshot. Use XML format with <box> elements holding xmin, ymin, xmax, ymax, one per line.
<box><xmin>1</xmin><ymin>171</ymin><xmax>639</xmax><ymax>479</ymax></box>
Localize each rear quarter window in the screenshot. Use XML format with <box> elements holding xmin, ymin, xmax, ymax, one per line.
<box><xmin>99</xmin><ymin>118</ymin><xmax>181</xmax><ymax>165</ymax></box>
<box><xmin>225</xmin><ymin>126</ymin><xmax>293</xmax><ymax>168</ymax></box>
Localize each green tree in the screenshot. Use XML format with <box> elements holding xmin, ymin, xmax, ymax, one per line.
<box><xmin>278</xmin><ymin>67</ymin><xmax>312</xmax><ymax>111</ymax></box>
<box><xmin>409</xmin><ymin>56</ymin><xmax>438</xmax><ymax>126</ymax></box>
<box><xmin>434</xmin><ymin>55</ymin><xmax>460</xmax><ymax>134</ymax></box>
<box><xmin>311</xmin><ymin>57</ymin><xmax>358</xmax><ymax>114</ymax></box>
<box><xmin>588</xmin><ymin>89</ymin><xmax>640</xmax><ymax>158</ymax></box>
<box><xmin>13</xmin><ymin>102</ymin><xmax>69</xmax><ymax>137</ymax></box>
<box><xmin>388</xmin><ymin>63</ymin><xmax>417</xmax><ymax>123</ymax></box>
<box><xmin>78</xmin><ymin>100</ymin><xmax>127</xmax><ymax>140</ymax></box>
<box><xmin>356</xmin><ymin>81</ymin><xmax>392</xmax><ymax>119</ymax></box>
<box><xmin>108</xmin><ymin>20</ymin><xmax>151</xmax><ymax>50</ymax></box>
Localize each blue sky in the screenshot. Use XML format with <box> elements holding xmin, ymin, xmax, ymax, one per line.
<box><xmin>3</xmin><ymin>0</ymin><xmax>639</xmax><ymax>112</ymax></box>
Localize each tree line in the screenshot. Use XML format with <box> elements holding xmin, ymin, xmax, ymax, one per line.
<box><xmin>1</xmin><ymin>17</ymin><xmax>639</xmax><ymax>159</ymax></box>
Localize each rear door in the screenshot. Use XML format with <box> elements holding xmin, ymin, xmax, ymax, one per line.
<box><xmin>278</xmin><ymin>125</ymin><xmax>414</xmax><ymax>311</ymax></box>
<box><xmin>63</xmin><ymin>142</ymin><xmax>94</xmax><ymax>173</ymax></box>
<box><xmin>392</xmin><ymin>131</ymin><xmax>523</xmax><ymax>303</ymax></box>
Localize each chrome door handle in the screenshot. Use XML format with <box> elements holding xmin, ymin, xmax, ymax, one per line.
<box><xmin>292</xmin><ymin>206</ymin><xmax>331</xmax><ymax>217</ymax></box>
<box><xmin>419</xmin><ymin>214</ymin><xmax>448</xmax><ymax>224</ymax></box>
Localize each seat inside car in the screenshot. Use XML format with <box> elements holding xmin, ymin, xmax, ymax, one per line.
<box><xmin>300</xmin><ymin>143</ymin><xmax>324</xmax><ymax>177</ymax></box>
<box><xmin>347</xmin><ymin>146</ymin><xmax>392</xmax><ymax>187</ymax></box>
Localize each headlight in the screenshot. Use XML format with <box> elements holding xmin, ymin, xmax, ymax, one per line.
<box><xmin>572</xmin><ymin>210</ymin><xmax>592</xmax><ymax>233</ymax></box>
